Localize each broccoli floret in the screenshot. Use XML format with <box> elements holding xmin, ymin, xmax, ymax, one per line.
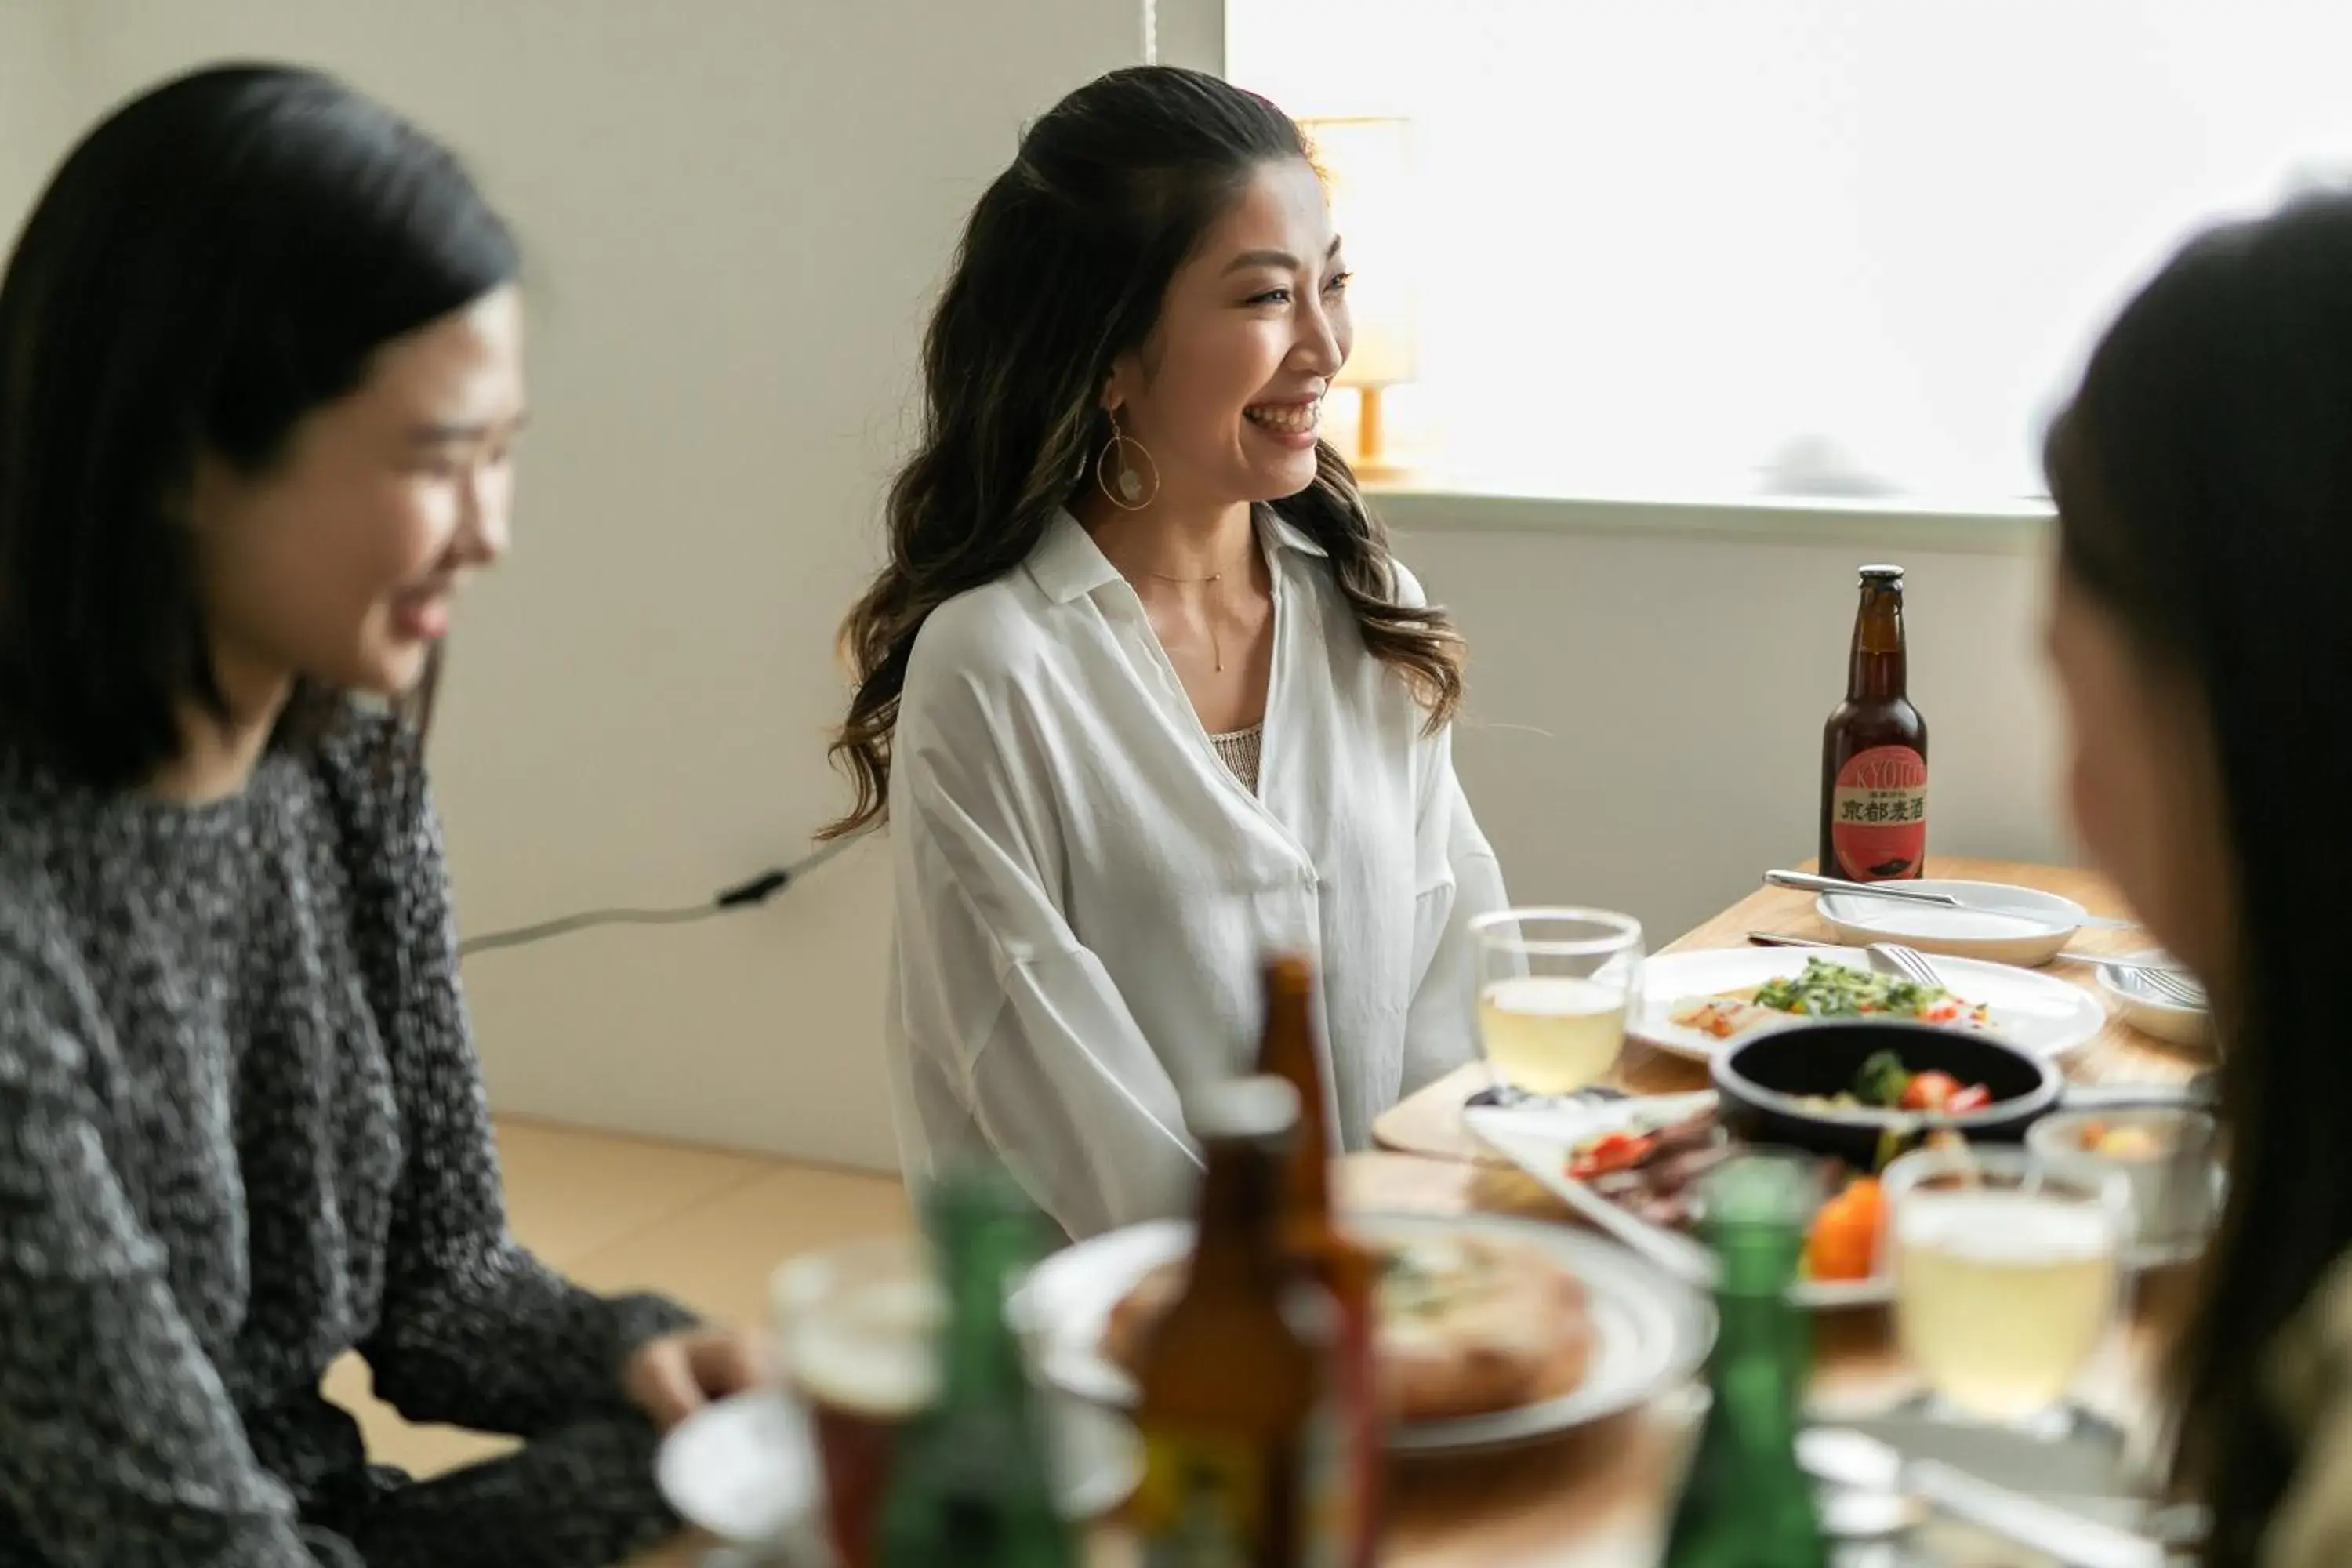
<box><xmin>1853</xmin><ymin>1050</ymin><xmax>1912</xmax><ymax>1109</ymax></box>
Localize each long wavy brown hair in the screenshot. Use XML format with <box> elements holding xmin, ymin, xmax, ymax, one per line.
<box><xmin>822</xmin><ymin>66</ymin><xmax>1464</xmax><ymax>839</ymax></box>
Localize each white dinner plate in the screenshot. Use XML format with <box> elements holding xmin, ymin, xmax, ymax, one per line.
<box><xmin>655</xmin><ymin>1386</ymin><xmax>1139</xmax><ymax>1551</ymax></box>
<box><xmin>1634</xmin><ymin>946</ymin><xmax>2106</xmax><ymax>1065</ymax></box>
<box><xmin>1014</xmin><ymin>1210</ymin><xmax>1715</xmax><ymax>1454</ymax></box>
<box><xmin>1815</xmin><ymin>879</ymin><xmax>2087</xmax><ymax>967</ymax></box>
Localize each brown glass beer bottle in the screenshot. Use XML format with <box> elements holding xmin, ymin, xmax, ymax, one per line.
<box><xmin>1253</xmin><ymin>955</ymin><xmax>1385</xmax><ymax>1565</ymax></box>
<box><xmin>1819</xmin><ymin>564</ymin><xmax>1929</xmax><ymax>882</ymax></box>
<box><xmin>1131</xmin><ymin>1076</ymin><xmax>1345</xmax><ymax>1568</ymax></box>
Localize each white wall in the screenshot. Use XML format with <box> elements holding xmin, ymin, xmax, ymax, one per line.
<box><xmin>0</xmin><ymin>1</ymin><xmax>72</xmax><ymax>227</ymax></box>
<box><xmin>26</xmin><ymin>0</ymin><xmax>1145</xmax><ymax>1171</ymax></box>
<box><xmin>8</xmin><ymin>3</ymin><xmax>2072</xmax><ymax>1176</ymax></box>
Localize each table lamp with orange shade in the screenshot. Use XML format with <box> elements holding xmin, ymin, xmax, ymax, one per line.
<box><xmin>1301</xmin><ymin>115</ymin><xmax>1419</xmax><ymax>484</ymax></box>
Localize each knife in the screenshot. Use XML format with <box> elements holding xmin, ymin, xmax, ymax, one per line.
<box><xmin>1766</xmin><ymin>870</ymin><xmax>2137</xmax><ymax>931</ymax></box>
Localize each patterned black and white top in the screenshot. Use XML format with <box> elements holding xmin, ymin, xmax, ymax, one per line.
<box><xmin>0</xmin><ymin>713</ymin><xmax>696</xmax><ymax>1567</ymax></box>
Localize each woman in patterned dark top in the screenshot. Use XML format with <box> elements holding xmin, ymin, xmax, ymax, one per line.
<box><xmin>0</xmin><ymin>66</ymin><xmax>757</xmax><ymax>1566</ymax></box>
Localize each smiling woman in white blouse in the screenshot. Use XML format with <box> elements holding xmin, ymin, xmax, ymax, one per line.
<box><xmin>826</xmin><ymin>67</ymin><xmax>1508</xmax><ymax>1240</ymax></box>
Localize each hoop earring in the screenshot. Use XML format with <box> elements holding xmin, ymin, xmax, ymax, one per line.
<box><xmin>1095</xmin><ymin>410</ymin><xmax>1160</xmax><ymax>511</ymax></box>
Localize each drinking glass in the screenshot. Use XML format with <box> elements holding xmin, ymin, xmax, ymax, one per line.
<box><xmin>1883</xmin><ymin>1144</ymin><xmax>2130</xmax><ymax>1430</ymax></box>
<box><xmin>770</xmin><ymin>1236</ymin><xmax>943</xmax><ymax>1568</ymax></box>
<box><xmin>1468</xmin><ymin>908</ymin><xmax>1643</xmax><ymax>1096</ymax></box>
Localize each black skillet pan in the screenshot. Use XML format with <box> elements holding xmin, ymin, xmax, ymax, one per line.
<box><xmin>1711</xmin><ymin>1018</ymin><xmax>2202</xmax><ymax>1169</ymax></box>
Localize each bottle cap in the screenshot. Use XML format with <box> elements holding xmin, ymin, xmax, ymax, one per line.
<box><xmin>1188</xmin><ymin>1075</ymin><xmax>1301</xmax><ymax>1145</ymax></box>
<box><xmin>1262</xmin><ymin>951</ymin><xmax>1315</xmax><ymax>996</ymax></box>
<box><xmin>921</xmin><ymin>1157</ymin><xmax>1043</xmax><ymax>1238</ymax></box>
<box><xmin>1857</xmin><ymin>564</ymin><xmax>1905</xmax><ymax>584</ymax></box>
<box><xmin>1698</xmin><ymin>1151</ymin><xmax>1822</xmax><ymax>1230</ymax></box>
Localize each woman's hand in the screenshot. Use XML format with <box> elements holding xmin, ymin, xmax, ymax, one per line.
<box><xmin>622</xmin><ymin>1327</ymin><xmax>764</xmax><ymax>1432</ymax></box>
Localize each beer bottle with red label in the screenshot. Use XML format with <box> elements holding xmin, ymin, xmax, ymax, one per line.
<box><xmin>1819</xmin><ymin>565</ymin><xmax>1928</xmax><ymax>882</ymax></box>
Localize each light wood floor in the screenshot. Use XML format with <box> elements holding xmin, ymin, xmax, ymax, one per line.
<box><xmin>325</xmin><ymin>1116</ymin><xmax>912</xmax><ymax>1480</ymax></box>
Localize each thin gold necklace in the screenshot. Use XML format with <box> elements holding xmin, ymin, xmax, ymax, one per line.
<box><xmin>1136</xmin><ymin>559</ymin><xmax>1247</xmax><ymax>672</ymax></box>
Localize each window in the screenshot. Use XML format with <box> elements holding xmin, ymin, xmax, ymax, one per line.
<box><xmin>1229</xmin><ymin>0</ymin><xmax>2352</xmax><ymax>507</ymax></box>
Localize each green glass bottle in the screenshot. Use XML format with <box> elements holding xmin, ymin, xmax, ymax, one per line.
<box><xmin>873</xmin><ymin>1164</ymin><xmax>1078</xmax><ymax>1568</ymax></box>
<box><xmin>1661</xmin><ymin>1154</ymin><xmax>1831</xmax><ymax>1568</ymax></box>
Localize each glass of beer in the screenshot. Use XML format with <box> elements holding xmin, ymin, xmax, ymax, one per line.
<box><xmin>1470</xmin><ymin>908</ymin><xmax>1643</xmax><ymax>1096</ymax></box>
<box><xmin>770</xmin><ymin>1236</ymin><xmax>943</xmax><ymax>1568</ymax></box>
<box><xmin>1884</xmin><ymin>1145</ymin><xmax>2130</xmax><ymax>1429</ymax></box>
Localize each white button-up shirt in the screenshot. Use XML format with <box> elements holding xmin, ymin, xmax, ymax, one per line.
<box><xmin>884</xmin><ymin>508</ymin><xmax>1508</xmax><ymax>1239</ymax></box>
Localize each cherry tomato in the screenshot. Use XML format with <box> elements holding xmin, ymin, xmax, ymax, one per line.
<box><xmin>1568</xmin><ymin>1131</ymin><xmax>1654</xmax><ymax>1181</ymax></box>
<box><xmin>1945</xmin><ymin>1083</ymin><xmax>1993</xmax><ymax>1115</ymax></box>
<box><xmin>1900</xmin><ymin>1070</ymin><xmax>1961</xmax><ymax>1112</ymax></box>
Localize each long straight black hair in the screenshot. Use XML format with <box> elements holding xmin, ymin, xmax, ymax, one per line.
<box><xmin>2045</xmin><ymin>191</ymin><xmax>2352</xmax><ymax>1566</ymax></box>
<box><xmin>0</xmin><ymin>63</ymin><xmax>518</xmax><ymax>789</ymax></box>
<box><xmin>824</xmin><ymin>66</ymin><xmax>1465</xmax><ymax>839</ymax></box>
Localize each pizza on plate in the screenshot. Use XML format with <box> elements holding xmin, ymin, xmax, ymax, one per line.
<box><xmin>1100</xmin><ymin>1229</ymin><xmax>1592</xmax><ymax>1424</ymax></box>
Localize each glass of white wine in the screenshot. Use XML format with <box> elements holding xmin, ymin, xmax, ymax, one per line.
<box><xmin>1884</xmin><ymin>1144</ymin><xmax>2132</xmax><ymax>1431</ymax></box>
<box><xmin>1469</xmin><ymin>908</ymin><xmax>1643</xmax><ymax>1098</ymax></box>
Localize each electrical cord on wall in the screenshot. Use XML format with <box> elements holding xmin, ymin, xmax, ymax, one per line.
<box><xmin>457</xmin><ymin>828</ymin><xmax>869</xmax><ymax>958</ymax></box>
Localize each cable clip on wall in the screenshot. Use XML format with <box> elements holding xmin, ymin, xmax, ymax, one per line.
<box><xmin>457</xmin><ymin>828</ymin><xmax>870</xmax><ymax>958</ymax></box>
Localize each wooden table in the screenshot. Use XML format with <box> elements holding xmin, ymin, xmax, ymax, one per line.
<box><xmin>1127</xmin><ymin>1152</ymin><xmax>2190</xmax><ymax>1568</ymax></box>
<box><xmin>1327</xmin><ymin>858</ymin><xmax>2205</xmax><ymax>1565</ymax></box>
<box><xmin>635</xmin><ymin>860</ymin><xmax>2208</xmax><ymax>1566</ymax></box>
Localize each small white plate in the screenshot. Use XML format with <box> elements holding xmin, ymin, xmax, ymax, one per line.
<box><xmin>656</xmin><ymin>1391</ymin><xmax>822</xmax><ymax>1552</ymax></box>
<box><xmin>1816</xmin><ymin>880</ymin><xmax>2086</xmax><ymax>967</ymax></box>
<box><xmin>655</xmin><ymin>1387</ymin><xmax>1139</xmax><ymax>1550</ymax></box>
<box><xmin>2096</xmin><ymin>949</ymin><xmax>2211</xmax><ymax>1050</ymax></box>
<box><xmin>1014</xmin><ymin>1210</ymin><xmax>1715</xmax><ymax>1454</ymax></box>
<box><xmin>1635</xmin><ymin>946</ymin><xmax>2107</xmax><ymax>1064</ymax></box>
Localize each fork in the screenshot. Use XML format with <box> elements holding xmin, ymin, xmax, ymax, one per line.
<box><xmin>1864</xmin><ymin>942</ymin><xmax>1948</xmax><ymax>990</ymax></box>
<box><xmin>1737</xmin><ymin>931</ymin><xmax>1954</xmax><ymax>991</ymax></box>
<box><xmin>2124</xmin><ymin>964</ymin><xmax>2207</xmax><ymax>1010</ymax></box>
<box><xmin>1875</xmin><ymin>940</ymin><xmax>2206</xmax><ymax>1010</ymax></box>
